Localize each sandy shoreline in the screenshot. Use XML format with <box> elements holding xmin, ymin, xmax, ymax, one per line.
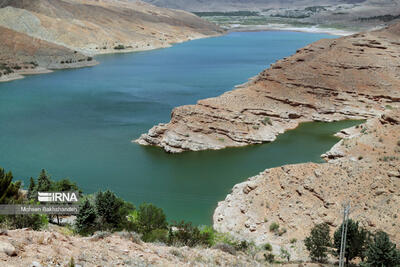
<box><xmin>227</xmin><ymin>24</ymin><xmax>359</xmax><ymax>36</ymax></box>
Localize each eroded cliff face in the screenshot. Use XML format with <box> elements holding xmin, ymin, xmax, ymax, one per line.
<box><xmin>136</xmin><ymin>23</ymin><xmax>400</xmax><ymax>153</ymax></box>
<box><xmin>213</xmin><ymin>110</ymin><xmax>400</xmax><ymax>261</ymax></box>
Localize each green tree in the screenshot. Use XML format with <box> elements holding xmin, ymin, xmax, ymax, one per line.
<box><xmin>53</xmin><ymin>178</ymin><xmax>82</xmax><ymax>194</ymax></box>
<box><xmin>76</xmin><ymin>198</ymin><xmax>97</xmax><ymax>235</ymax></box>
<box><xmin>305</xmin><ymin>223</ymin><xmax>332</xmax><ymax>262</ymax></box>
<box><xmin>27</xmin><ymin>177</ymin><xmax>36</xmax><ymax>200</ymax></box>
<box><xmin>365</xmin><ymin>231</ymin><xmax>400</xmax><ymax>267</ymax></box>
<box><xmin>333</xmin><ymin>219</ymin><xmax>370</xmax><ymax>265</ymax></box>
<box><xmin>95</xmin><ymin>190</ymin><xmax>133</xmax><ymax>230</ymax></box>
<box><xmin>0</xmin><ymin>168</ymin><xmax>21</xmax><ymax>204</ymax></box>
<box><xmin>37</xmin><ymin>169</ymin><xmax>51</xmax><ymax>192</ymax></box>
<box><xmin>136</xmin><ymin>203</ymin><xmax>167</xmax><ymax>235</ymax></box>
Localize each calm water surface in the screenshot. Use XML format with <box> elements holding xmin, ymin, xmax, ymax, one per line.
<box><xmin>0</xmin><ymin>31</ymin><xmax>356</xmax><ymax>224</ymax></box>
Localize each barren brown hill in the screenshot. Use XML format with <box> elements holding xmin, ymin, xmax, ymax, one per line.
<box><xmin>137</xmin><ymin>22</ymin><xmax>400</xmax><ymax>152</ymax></box>
<box><xmin>0</xmin><ymin>0</ymin><xmax>223</xmax><ymax>55</ymax></box>
<box><xmin>0</xmin><ymin>26</ymin><xmax>96</xmax><ymax>82</ymax></box>
<box><xmin>0</xmin><ymin>228</ymin><xmax>260</xmax><ymax>266</ymax></box>
<box><xmin>213</xmin><ymin>109</ymin><xmax>400</xmax><ymax>261</ymax></box>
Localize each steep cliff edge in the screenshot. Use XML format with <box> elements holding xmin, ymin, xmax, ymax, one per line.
<box><xmin>136</xmin><ymin>23</ymin><xmax>400</xmax><ymax>153</ymax></box>
<box><xmin>213</xmin><ymin>109</ymin><xmax>400</xmax><ymax>261</ymax></box>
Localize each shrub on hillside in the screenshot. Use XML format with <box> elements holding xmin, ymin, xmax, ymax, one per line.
<box><xmin>168</xmin><ymin>220</ymin><xmax>212</xmax><ymax>247</ymax></box>
<box><xmin>114</xmin><ymin>45</ymin><xmax>125</xmax><ymax>50</ymax></box>
<box><xmin>133</xmin><ymin>203</ymin><xmax>168</xmax><ymax>235</ymax></box>
<box><xmin>144</xmin><ymin>229</ymin><xmax>169</xmax><ymax>243</ymax></box>
<box><xmin>269</xmin><ymin>222</ymin><xmax>279</xmax><ymax>233</ymax></box>
<box><xmin>4</xmin><ymin>214</ymin><xmax>48</xmax><ymax>230</ymax></box>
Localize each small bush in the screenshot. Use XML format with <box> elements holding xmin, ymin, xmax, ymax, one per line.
<box><xmin>280</xmin><ymin>247</ymin><xmax>291</xmax><ymax>262</ymax></box>
<box><xmin>361</xmin><ymin>127</ymin><xmax>368</xmax><ymax>134</ymax></box>
<box><xmin>168</xmin><ymin>221</ymin><xmax>211</xmax><ymax>247</ymax></box>
<box><xmin>143</xmin><ymin>228</ymin><xmax>168</xmax><ymax>243</ymax></box>
<box><xmin>264</xmin><ymin>252</ymin><xmax>275</xmax><ymax>263</ymax></box>
<box><xmin>385</xmin><ymin>105</ymin><xmax>393</xmax><ymax>110</ymax></box>
<box><xmin>134</xmin><ymin>203</ymin><xmax>168</xmax><ymax>235</ymax></box>
<box><xmin>397</xmin><ymin>140</ymin><xmax>400</xmax><ymax>146</ymax></box>
<box><xmin>262</xmin><ymin>116</ymin><xmax>273</xmax><ymax>126</ymax></box>
<box><xmin>264</xmin><ymin>243</ymin><xmax>273</xmax><ymax>251</ymax></box>
<box><xmin>269</xmin><ymin>222</ymin><xmax>279</xmax><ymax>233</ymax></box>
<box><xmin>114</xmin><ymin>45</ymin><xmax>125</xmax><ymax>50</ymax></box>
<box><xmin>6</xmin><ymin>214</ymin><xmax>48</xmax><ymax>230</ymax></box>
<box><xmin>290</xmin><ymin>238</ymin><xmax>297</xmax><ymax>244</ymax></box>
<box><xmin>278</xmin><ymin>227</ymin><xmax>287</xmax><ymax>236</ymax></box>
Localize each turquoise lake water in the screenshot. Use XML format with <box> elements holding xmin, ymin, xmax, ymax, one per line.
<box><xmin>0</xmin><ymin>31</ymin><xmax>357</xmax><ymax>224</ymax></box>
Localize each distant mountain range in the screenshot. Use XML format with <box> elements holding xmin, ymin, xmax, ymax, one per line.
<box><xmin>143</xmin><ymin>0</ymin><xmax>369</xmax><ymax>11</ymax></box>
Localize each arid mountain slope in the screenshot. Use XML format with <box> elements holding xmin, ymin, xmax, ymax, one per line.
<box><xmin>0</xmin><ymin>229</ymin><xmax>260</xmax><ymax>266</ymax></box>
<box><xmin>0</xmin><ymin>0</ymin><xmax>222</xmax><ymax>82</ymax></box>
<box><xmin>144</xmin><ymin>0</ymin><xmax>366</xmax><ymax>12</ymax></box>
<box><xmin>137</xmin><ymin>23</ymin><xmax>400</xmax><ymax>153</ymax></box>
<box><xmin>214</xmin><ymin>109</ymin><xmax>400</xmax><ymax>261</ymax></box>
<box><xmin>0</xmin><ymin>0</ymin><xmax>223</xmax><ymax>55</ymax></box>
<box><xmin>0</xmin><ymin>26</ymin><xmax>96</xmax><ymax>82</ymax></box>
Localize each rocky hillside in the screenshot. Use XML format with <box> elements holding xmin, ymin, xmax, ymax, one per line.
<box><xmin>144</xmin><ymin>0</ymin><xmax>366</xmax><ymax>12</ymax></box>
<box><xmin>213</xmin><ymin>109</ymin><xmax>400</xmax><ymax>261</ymax></box>
<box><xmin>0</xmin><ymin>26</ymin><xmax>96</xmax><ymax>82</ymax></box>
<box><xmin>0</xmin><ymin>0</ymin><xmax>222</xmax><ymax>55</ymax></box>
<box><xmin>136</xmin><ymin>22</ymin><xmax>400</xmax><ymax>153</ymax></box>
<box><xmin>0</xmin><ymin>0</ymin><xmax>222</xmax><ymax>82</ymax></box>
<box><xmin>0</xmin><ymin>228</ymin><xmax>260</xmax><ymax>266</ymax></box>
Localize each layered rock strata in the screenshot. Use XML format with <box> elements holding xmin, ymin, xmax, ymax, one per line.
<box><xmin>137</xmin><ymin>23</ymin><xmax>400</xmax><ymax>152</ymax></box>
<box><xmin>213</xmin><ymin>109</ymin><xmax>400</xmax><ymax>261</ymax></box>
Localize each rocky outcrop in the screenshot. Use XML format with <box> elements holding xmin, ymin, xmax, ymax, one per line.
<box><xmin>213</xmin><ymin>109</ymin><xmax>400</xmax><ymax>261</ymax></box>
<box><xmin>136</xmin><ymin>23</ymin><xmax>400</xmax><ymax>153</ymax></box>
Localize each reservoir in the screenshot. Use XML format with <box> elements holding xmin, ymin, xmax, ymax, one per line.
<box><xmin>0</xmin><ymin>31</ymin><xmax>357</xmax><ymax>224</ymax></box>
